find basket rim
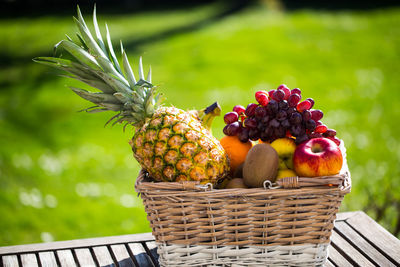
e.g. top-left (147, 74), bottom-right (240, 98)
top-left (135, 169), bottom-right (351, 198)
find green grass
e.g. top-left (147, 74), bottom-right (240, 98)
top-left (1, 3), bottom-right (400, 245)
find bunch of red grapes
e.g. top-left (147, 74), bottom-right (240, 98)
top-left (223, 84), bottom-right (340, 145)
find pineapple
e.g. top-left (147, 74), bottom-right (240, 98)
top-left (34, 6), bottom-right (229, 184)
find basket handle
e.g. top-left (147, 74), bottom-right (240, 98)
top-left (265, 173), bottom-right (348, 189)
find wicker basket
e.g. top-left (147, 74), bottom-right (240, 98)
top-left (135, 143), bottom-right (351, 267)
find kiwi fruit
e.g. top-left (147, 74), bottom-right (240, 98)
top-left (226, 178), bottom-right (248, 189)
top-left (243, 143), bottom-right (279, 188)
top-left (233, 163), bottom-right (244, 178)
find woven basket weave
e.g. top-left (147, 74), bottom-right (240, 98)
top-left (135, 143), bottom-right (351, 267)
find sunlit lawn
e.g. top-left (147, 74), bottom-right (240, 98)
top-left (1, 3), bottom-right (400, 245)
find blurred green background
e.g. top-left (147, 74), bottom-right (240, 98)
top-left (1, 0), bottom-right (400, 246)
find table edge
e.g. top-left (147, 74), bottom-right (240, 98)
top-left (0, 232), bottom-right (155, 255)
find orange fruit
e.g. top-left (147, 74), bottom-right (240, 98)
top-left (220, 135), bottom-right (252, 174)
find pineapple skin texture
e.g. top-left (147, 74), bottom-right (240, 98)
top-left (131, 107), bottom-right (230, 184)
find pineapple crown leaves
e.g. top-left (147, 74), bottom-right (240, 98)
top-left (33, 5), bottom-right (163, 128)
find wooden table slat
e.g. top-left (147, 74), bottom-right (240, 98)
top-left (92, 246), bottom-right (115, 266)
top-left (346, 211), bottom-right (400, 265)
top-left (74, 248), bottom-right (96, 267)
top-left (38, 251), bottom-right (58, 267)
top-left (110, 244), bottom-right (135, 267)
top-left (327, 244), bottom-right (353, 267)
top-left (335, 220), bottom-right (396, 267)
top-left (20, 254), bottom-right (38, 267)
top-left (141, 241), bottom-right (159, 267)
top-left (1, 255), bottom-right (18, 267)
top-left (324, 259), bottom-right (336, 267)
top-left (128, 243), bottom-right (155, 267)
top-left (331, 230), bottom-right (375, 267)
top-left (56, 249), bottom-right (77, 267)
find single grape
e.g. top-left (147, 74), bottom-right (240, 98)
top-left (324, 129), bottom-right (337, 137)
top-left (288, 93), bottom-right (301, 107)
top-left (268, 90), bottom-right (276, 99)
top-left (305, 119), bottom-right (316, 131)
top-left (233, 105), bottom-right (246, 115)
top-left (297, 100), bottom-right (312, 112)
top-left (281, 119), bottom-right (291, 129)
top-left (316, 120), bottom-right (323, 126)
top-left (274, 127), bottom-right (286, 138)
top-left (276, 110), bottom-right (287, 121)
top-left (315, 124), bottom-right (328, 133)
top-left (238, 128), bottom-right (249, 143)
top-left (224, 111), bottom-right (239, 124)
top-left (302, 110), bottom-right (311, 121)
top-left (290, 125), bottom-right (299, 137)
top-left (278, 100), bottom-right (289, 110)
top-left (277, 84), bottom-right (291, 100)
top-left (273, 89), bottom-right (285, 102)
top-left (267, 100), bottom-right (279, 114)
top-left (261, 115), bottom-right (270, 125)
top-left (227, 122), bottom-right (241, 135)
top-left (244, 117), bottom-right (257, 128)
top-left (311, 109), bottom-right (323, 121)
top-left (255, 90), bottom-right (268, 99)
top-left (277, 84), bottom-right (288, 90)
top-left (270, 118), bottom-right (280, 128)
top-left (291, 88), bottom-right (301, 95)
top-left (257, 121), bottom-right (265, 131)
top-left (249, 128), bottom-right (260, 141)
top-left (257, 94), bottom-right (269, 106)
top-left (264, 126), bottom-right (274, 136)
top-left (223, 125), bottom-right (230, 136)
top-left (245, 103), bottom-right (258, 116)
top-left (290, 124), bottom-right (305, 137)
top-left (286, 107), bottom-right (296, 116)
top-left (283, 88), bottom-right (291, 100)
top-left (289, 112), bottom-right (302, 125)
top-left (255, 91), bottom-right (269, 106)
top-left (255, 106), bottom-right (267, 118)
top-left (309, 132), bottom-right (323, 139)
top-left (260, 130), bottom-right (273, 142)
top-left (306, 98), bottom-right (315, 109)
top-left (295, 134), bottom-right (309, 145)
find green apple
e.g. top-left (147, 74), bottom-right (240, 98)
top-left (271, 138), bottom-right (296, 170)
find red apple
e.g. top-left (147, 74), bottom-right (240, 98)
top-left (293, 137), bottom-right (343, 177)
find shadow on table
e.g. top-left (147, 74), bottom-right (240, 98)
top-left (102, 247), bottom-right (159, 267)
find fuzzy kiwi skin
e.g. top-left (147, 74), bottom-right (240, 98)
top-left (226, 178), bottom-right (248, 189)
top-left (243, 143), bottom-right (279, 188)
top-left (233, 163), bottom-right (244, 178)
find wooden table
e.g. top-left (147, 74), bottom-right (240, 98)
top-left (1, 211), bottom-right (399, 266)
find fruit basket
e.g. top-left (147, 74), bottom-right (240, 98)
top-left (136, 143), bottom-right (351, 267)
top-left (34, 7), bottom-right (351, 267)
